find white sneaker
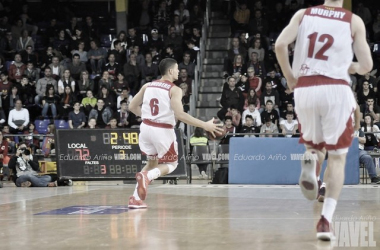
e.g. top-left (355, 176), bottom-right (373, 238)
top-left (299, 151), bottom-right (318, 200)
top-left (199, 174), bottom-right (203, 179)
top-left (201, 171), bottom-right (208, 179)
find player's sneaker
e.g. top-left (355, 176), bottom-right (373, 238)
top-left (128, 196), bottom-right (147, 209)
top-left (136, 171), bottom-right (150, 200)
top-left (299, 151), bottom-right (318, 200)
top-left (316, 216), bottom-right (335, 241)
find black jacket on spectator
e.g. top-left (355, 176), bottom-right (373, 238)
top-left (220, 87), bottom-right (245, 112)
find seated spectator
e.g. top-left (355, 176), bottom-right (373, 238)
top-left (239, 32), bottom-right (249, 50)
top-left (108, 40), bottom-right (127, 66)
top-left (35, 67), bottom-right (58, 105)
top-left (87, 118), bottom-right (97, 129)
top-left (2, 125), bottom-right (16, 153)
top-left (247, 51), bottom-right (266, 78)
top-left (0, 56), bottom-right (7, 76)
top-left (89, 98), bottom-right (113, 128)
top-left (260, 100), bottom-right (279, 126)
top-left (9, 148), bottom-right (56, 187)
top-left (240, 115), bottom-right (257, 137)
top-left (106, 117), bottom-right (119, 129)
top-left (224, 54), bottom-right (247, 78)
top-left (164, 28), bottom-right (183, 55)
top-left (178, 51), bottom-right (195, 79)
top-left (279, 84), bottom-right (294, 113)
top-left (53, 29), bottom-right (70, 58)
top-left (220, 116), bottom-right (236, 144)
top-left (87, 40), bottom-right (107, 75)
top-left (58, 86), bottom-right (76, 118)
top-left (48, 56), bottom-right (65, 80)
top-left (249, 9), bottom-right (268, 37)
top-left (103, 53), bottom-right (121, 81)
top-left (71, 40), bottom-right (88, 63)
top-left (40, 46), bottom-right (56, 70)
top-left (98, 71), bottom-right (114, 91)
top-left (81, 90), bottom-right (97, 115)
top-left (168, 15), bottom-right (184, 36)
top-left (123, 53), bottom-right (141, 93)
top-left (0, 32), bottom-right (18, 61)
top-left (153, 0), bottom-right (171, 35)
top-left (68, 102), bottom-right (86, 129)
top-left (246, 67), bottom-right (262, 97)
top-left (58, 69), bottom-right (76, 94)
top-left (361, 114), bottom-right (380, 150)
top-left (20, 45), bottom-right (37, 66)
top-left (248, 38), bottom-right (265, 62)
top-left (0, 131), bottom-right (9, 181)
top-left (231, 2), bottom-right (250, 35)
top-left (113, 73), bottom-right (129, 96)
top-left (174, 68), bottom-right (192, 94)
top-left (360, 97), bottom-right (380, 124)
top-left (265, 69), bottom-right (284, 92)
top-left (66, 53), bottom-right (87, 81)
top-left (260, 81), bottom-right (280, 113)
top-left (0, 109), bottom-right (6, 127)
top-left (68, 27), bottom-right (89, 52)
top-left (175, 2), bottom-right (190, 25)
top-left (242, 102), bottom-right (261, 126)
top-left (0, 72), bottom-right (11, 97)
top-left (111, 31), bottom-right (127, 50)
top-left (235, 72), bottom-right (249, 97)
top-left (66, 17), bottom-right (80, 42)
top-left (77, 71), bottom-right (94, 99)
top-left (147, 29), bottom-right (164, 54)
top-left (98, 85), bottom-right (116, 111)
top-left (224, 105), bottom-right (241, 128)
top-left (117, 88), bottom-right (133, 109)
top-left (189, 127), bottom-right (209, 179)
top-left (3, 85), bottom-right (20, 115)
top-left (185, 40), bottom-right (199, 62)
top-left (126, 27), bottom-right (142, 49)
top-left (189, 4), bottom-right (204, 26)
top-left (23, 123), bottom-right (39, 153)
top-left (226, 38), bottom-right (247, 65)
top-left (190, 26), bottom-right (201, 48)
top-left (163, 44), bottom-right (176, 60)
top-left (16, 29), bottom-right (34, 52)
top-left (260, 117), bottom-right (279, 137)
top-left (357, 72), bottom-right (377, 93)
top-left (150, 46), bottom-right (162, 65)
top-left (41, 124), bottom-right (55, 156)
top-left (244, 88), bottom-right (260, 110)
top-left (280, 111), bottom-right (298, 137)
top-left (24, 62), bottom-right (39, 85)
top-left (217, 76), bottom-right (245, 121)
top-left (355, 128), bottom-right (380, 184)
top-left (117, 100), bottom-right (132, 128)
top-left (41, 85), bottom-right (60, 118)
top-left (280, 103), bottom-right (297, 121)
top-left (83, 16), bottom-right (99, 41)
top-left (9, 53), bottom-right (26, 83)
top-left (357, 81), bottom-right (376, 105)
top-left (8, 99), bottom-right (29, 134)
top-left (179, 82), bottom-right (190, 113)
top-left (140, 53), bottom-right (159, 87)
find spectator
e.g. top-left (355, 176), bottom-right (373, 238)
top-left (224, 105), bottom-right (241, 128)
top-left (117, 100), bottom-right (132, 128)
top-left (123, 53), bottom-right (141, 93)
top-left (3, 85), bottom-right (20, 115)
top-left (98, 71), bottom-right (113, 91)
top-left (240, 115), bottom-right (257, 137)
top-left (58, 69), bottom-right (76, 94)
top-left (0, 72), bottom-right (11, 98)
top-left (83, 16), bottom-right (99, 41)
top-left (0, 109), bottom-right (5, 127)
top-left (150, 46), bottom-right (162, 65)
top-left (16, 29), bottom-right (34, 52)
top-left (361, 114), bottom-right (380, 150)
top-left (35, 67), bottom-right (58, 105)
top-left (179, 82), bottom-right (190, 113)
top-left (153, 1), bottom-right (171, 35)
top-left (113, 73), bottom-right (128, 96)
top-left (87, 118), bottom-right (97, 129)
top-left (41, 85), bottom-right (59, 118)
top-left (279, 83), bottom-right (294, 113)
top-left (242, 102), bottom-right (261, 126)
top-left (19, 75), bottom-right (35, 107)
top-left (68, 102), bottom-right (86, 129)
top-left (0, 32), bottom-right (17, 61)
top-left (129, 45), bottom-right (145, 68)
top-left (24, 62), bottom-right (39, 85)
top-left (357, 81), bottom-right (376, 105)
top-left (163, 44), bottom-right (176, 60)
top-left (89, 98), bottom-right (113, 128)
top-left (260, 100), bottom-right (279, 126)
top-left (260, 81), bottom-right (280, 112)
top-left (77, 71), bottom-right (94, 99)
top-left (8, 99), bottom-right (29, 134)
top-left (126, 27), bottom-right (143, 49)
top-left (247, 51), bottom-right (266, 78)
top-left (175, 2), bottom-right (190, 25)
top-left (9, 53), bottom-right (26, 83)
top-left (147, 29), bottom-right (164, 54)
top-left (169, 15), bottom-right (184, 36)
top-left (103, 53), bottom-right (121, 81)
top-left (71, 40), bottom-right (88, 63)
top-left (355, 128), bottom-right (380, 184)
top-left (2, 125), bottom-right (16, 153)
top-left (41, 124), bottom-right (55, 156)
top-left (243, 88), bottom-right (260, 110)
top-left (68, 27), bottom-right (89, 52)
top-left (260, 117), bottom-right (279, 137)
top-left (190, 127), bottom-right (209, 179)
top-left (0, 56), bottom-right (6, 76)
top-left (190, 26), bottom-right (201, 48)
top-left (248, 38), bottom-right (265, 63)
top-left (140, 53), bottom-right (159, 87)
top-left (355, 2), bottom-right (372, 26)
top-left (174, 68), bottom-right (192, 94)
top-left (66, 17), bottom-right (79, 41)
top-left (224, 54), bottom-right (247, 78)
top-left (111, 31), bottom-right (127, 50)
top-left (23, 123), bottom-right (39, 153)
top-left (81, 90), bottom-right (97, 115)
top-left (232, 2), bottom-right (250, 35)
top-left (217, 76), bottom-right (245, 121)
top-left (360, 97), bottom-right (380, 124)
top-left (58, 86), bottom-right (76, 118)
top-left (40, 46), bottom-right (56, 70)
top-left (98, 85), bottom-right (116, 111)
top-left (358, 72), bottom-right (377, 93)
top-left (109, 40), bottom-right (127, 66)
top-left (20, 45), bottom-right (37, 66)
top-left (49, 56), bottom-right (65, 80)
top-left (265, 68), bottom-right (283, 91)
top-left (280, 102), bottom-right (297, 121)
top-left (280, 111), bottom-right (298, 137)
top-left (249, 9), bottom-right (269, 36)
top-left (117, 88), bottom-right (133, 109)
top-left (106, 117), bottom-right (119, 129)
top-left (9, 148), bottom-right (57, 187)
top-left (53, 29), bottom-right (70, 58)
top-left (66, 53), bottom-right (86, 81)
top-left (87, 40), bottom-right (107, 75)
top-left (164, 27), bottom-right (183, 55)
top-left (178, 51), bottom-right (195, 78)
top-left (220, 116), bottom-right (236, 144)
top-left (45, 19), bottom-right (60, 44)
top-left (0, 131), bottom-right (9, 181)
top-left (189, 4), bottom-right (204, 26)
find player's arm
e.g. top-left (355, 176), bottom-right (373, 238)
top-left (129, 84), bottom-right (148, 117)
top-left (350, 14), bottom-right (373, 75)
top-left (170, 86), bottom-right (223, 135)
top-left (275, 9), bottom-right (305, 89)
top-left (354, 103), bottom-right (361, 131)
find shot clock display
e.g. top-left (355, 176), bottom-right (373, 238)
top-left (56, 129), bottom-right (187, 180)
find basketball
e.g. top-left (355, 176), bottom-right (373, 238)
top-left (206, 119), bottom-right (227, 140)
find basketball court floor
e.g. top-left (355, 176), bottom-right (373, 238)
top-left (0, 180), bottom-right (379, 250)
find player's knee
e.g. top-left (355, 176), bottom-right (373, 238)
top-left (166, 162), bottom-right (178, 174)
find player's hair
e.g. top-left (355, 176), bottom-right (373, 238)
top-left (159, 58), bottom-right (177, 75)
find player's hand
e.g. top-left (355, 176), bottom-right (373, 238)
top-left (285, 74), bottom-right (297, 91)
top-left (204, 118), bottom-right (224, 137)
top-left (348, 62), bottom-right (360, 75)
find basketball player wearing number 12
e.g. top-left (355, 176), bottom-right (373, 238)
top-left (275, 0), bottom-right (372, 241)
top-left (127, 58), bottom-right (223, 209)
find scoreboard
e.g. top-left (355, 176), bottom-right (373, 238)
top-left (55, 129), bottom-right (187, 180)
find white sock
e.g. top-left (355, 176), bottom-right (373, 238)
top-left (321, 198), bottom-right (337, 223)
top-left (321, 182), bottom-right (326, 188)
top-left (133, 184), bottom-right (140, 200)
top-left (317, 176), bottom-right (320, 181)
top-left (147, 168), bottom-right (161, 181)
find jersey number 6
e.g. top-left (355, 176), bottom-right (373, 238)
top-left (307, 32), bottom-right (334, 61)
top-left (149, 98), bottom-right (159, 116)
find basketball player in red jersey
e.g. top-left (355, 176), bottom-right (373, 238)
top-left (275, 0), bottom-right (372, 241)
top-left (127, 58), bottom-right (223, 209)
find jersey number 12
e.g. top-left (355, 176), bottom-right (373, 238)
top-left (307, 32), bottom-right (334, 61)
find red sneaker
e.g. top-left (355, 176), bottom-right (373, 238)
top-left (128, 196), bottom-right (148, 209)
top-left (316, 216), bottom-right (335, 241)
top-left (136, 171), bottom-right (150, 200)
top-left (299, 151), bottom-right (318, 200)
